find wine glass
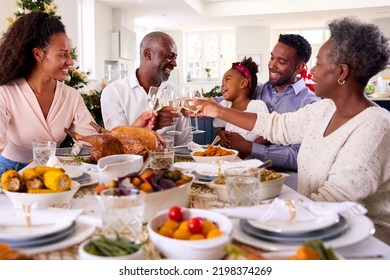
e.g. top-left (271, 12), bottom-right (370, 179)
top-left (185, 88), bottom-right (205, 134)
top-left (147, 86), bottom-right (165, 113)
top-left (166, 87), bottom-right (183, 135)
top-left (181, 87), bottom-right (195, 131)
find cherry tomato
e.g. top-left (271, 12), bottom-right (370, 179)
top-left (188, 217), bottom-right (203, 234)
top-left (168, 206), bottom-right (183, 222)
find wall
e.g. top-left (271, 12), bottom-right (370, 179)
top-left (236, 26), bottom-right (271, 83)
top-left (372, 18), bottom-right (390, 81)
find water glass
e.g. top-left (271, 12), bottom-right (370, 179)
top-left (162, 135), bottom-right (174, 151)
top-left (148, 149), bottom-right (174, 170)
top-left (32, 141), bottom-right (57, 165)
top-left (225, 167), bottom-right (260, 207)
top-left (99, 188), bottom-right (145, 240)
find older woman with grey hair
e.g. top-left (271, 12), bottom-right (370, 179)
top-left (197, 17), bottom-right (390, 244)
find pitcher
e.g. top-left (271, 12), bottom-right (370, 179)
top-left (97, 154), bottom-right (143, 185)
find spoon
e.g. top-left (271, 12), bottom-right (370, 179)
top-left (210, 135), bottom-right (221, 146)
top-left (258, 159), bottom-right (272, 169)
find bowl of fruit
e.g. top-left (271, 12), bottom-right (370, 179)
top-left (95, 169), bottom-right (194, 223)
top-left (147, 206), bottom-right (233, 260)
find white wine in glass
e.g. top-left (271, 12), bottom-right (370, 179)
top-left (166, 88), bottom-right (183, 135)
top-left (186, 89), bottom-right (205, 134)
top-left (147, 86), bottom-right (165, 112)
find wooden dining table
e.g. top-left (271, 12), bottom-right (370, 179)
top-left (1, 160), bottom-right (390, 260)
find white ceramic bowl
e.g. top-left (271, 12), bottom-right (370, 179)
top-left (3, 181), bottom-right (80, 209)
top-left (95, 174), bottom-right (195, 223)
top-left (78, 239), bottom-right (144, 260)
top-left (190, 149), bottom-right (238, 163)
top-left (143, 174), bottom-right (194, 223)
top-left (207, 173), bottom-right (289, 202)
top-left (147, 208), bottom-right (233, 260)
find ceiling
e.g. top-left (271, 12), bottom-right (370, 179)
top-left (97, 0), bottom-right (390, 31)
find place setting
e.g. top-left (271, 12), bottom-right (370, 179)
top-left (212, 198), bottom-right (376, 251)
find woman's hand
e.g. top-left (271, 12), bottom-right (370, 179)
top-left (195, 98), bottom-right (222, 118)
top-left (132, 111), bottom-right (157, 129)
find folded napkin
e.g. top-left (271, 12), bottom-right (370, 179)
top-left (212, 198), bottom-right (367, 222)
top-left (187, 141), bottom-right (205, 152)
top-left (0, 208), bottom-right (83, 226)
top-left (71, 142), bottom-right (83, 156)
top-left (46, 155), bottom-right (63, 168)
top-left (173, 159), bottom-right (263, 176)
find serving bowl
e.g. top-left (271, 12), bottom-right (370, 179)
top-left (207, 173), bottom-right (289, 202)
top-left (190, 149), bottom-right (238, 164)
top-left (78, 239), bottom-right (144, 260)
top-left (147, 208), bottom-right (233, 260)
top-left (143, 174), bottom-right (194, 223)
top-left (3, 181), bottom-right (80, 209)
top-left (95, 174), bottom-right (195, 223)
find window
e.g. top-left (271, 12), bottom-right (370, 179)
top-left (185, 30), bottom-right (235, 81)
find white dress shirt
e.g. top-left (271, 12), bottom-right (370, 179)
top-left (101, 72), bottom-right (192, 146)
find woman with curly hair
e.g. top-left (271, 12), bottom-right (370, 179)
top-left (213, 57), bottom-right (268, 158)
top-left (197, 17), bottom-right (390, 244)
top-left (0, 12), bottom-right (155, 175)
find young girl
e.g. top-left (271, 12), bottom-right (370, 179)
top-left (213, 57), bottom-right (268, 157)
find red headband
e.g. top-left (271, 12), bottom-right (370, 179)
top-left (232, 63), bottom-right (253, 90)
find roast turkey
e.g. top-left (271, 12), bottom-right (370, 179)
top-left (65, 122), bottom-right (166, 163)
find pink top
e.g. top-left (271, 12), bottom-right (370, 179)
top-left (0, 78), bottom-right (97, 163)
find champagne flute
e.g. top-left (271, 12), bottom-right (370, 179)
top-left (147, 86), bottom-right (165, 113)
top-left (185, 88), bottom-right (205, 134)
top-left (166, 87), bottom-right (183, 135)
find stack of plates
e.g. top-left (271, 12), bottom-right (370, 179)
top-left (233, 213), bottom-right (375, 251)
top-left (240, 214), bottom-right (348, 244)
top-left (0, 220), bottom-right (76, 249)
top-left (56, 147), bottom-right (92, 157)
top-left (63, 166), bottom-right (97, 187)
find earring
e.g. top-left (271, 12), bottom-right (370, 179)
top-left (338, 78), bottom-right (345, 85)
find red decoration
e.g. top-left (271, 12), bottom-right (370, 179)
top-left (300, 66), bottom-right (315, 92)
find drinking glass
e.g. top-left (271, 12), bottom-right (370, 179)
top-left (99, 188), bottom-right (145, 240)
top-left (225, 167), bottom-right (260, 207)
top-left (166, 87), bottom-right (183, 135)
top-left (32, 141), bottom-right (57, 166)
top-left (181, 87), bottom-right (195, 131)
top-left (147, 86), bottom-right (166, 113)
top-left (148, 149), bottom-right (174, 170)
top-left (183, 88), bottom-right (205, 134)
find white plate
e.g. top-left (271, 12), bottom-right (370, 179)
top-left (79, 171), bottom-right (98, 187)
top-left (247, 213), bottom-right (340, 234)
top-left (232, 214), bottom-right (375, 251)
top-left (20, 222), bottom-right (96, 255)
top-left (173, 159), bottom-right (262, 177)
top-left (81, 162), bottom-right (98, 172)
top-left (0, 219), bottom-right (74, 240)
top-left (63, 166), bottom-right (84, 179)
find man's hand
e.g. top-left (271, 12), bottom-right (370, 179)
top-left (254, 136), bottom-right (270, 145)
top-left (215, 129), bottom-right (230, 147)
top-left (224, 132), bottom-right (253, 156)
top-left (155, 106), bottom-right (179, 130)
